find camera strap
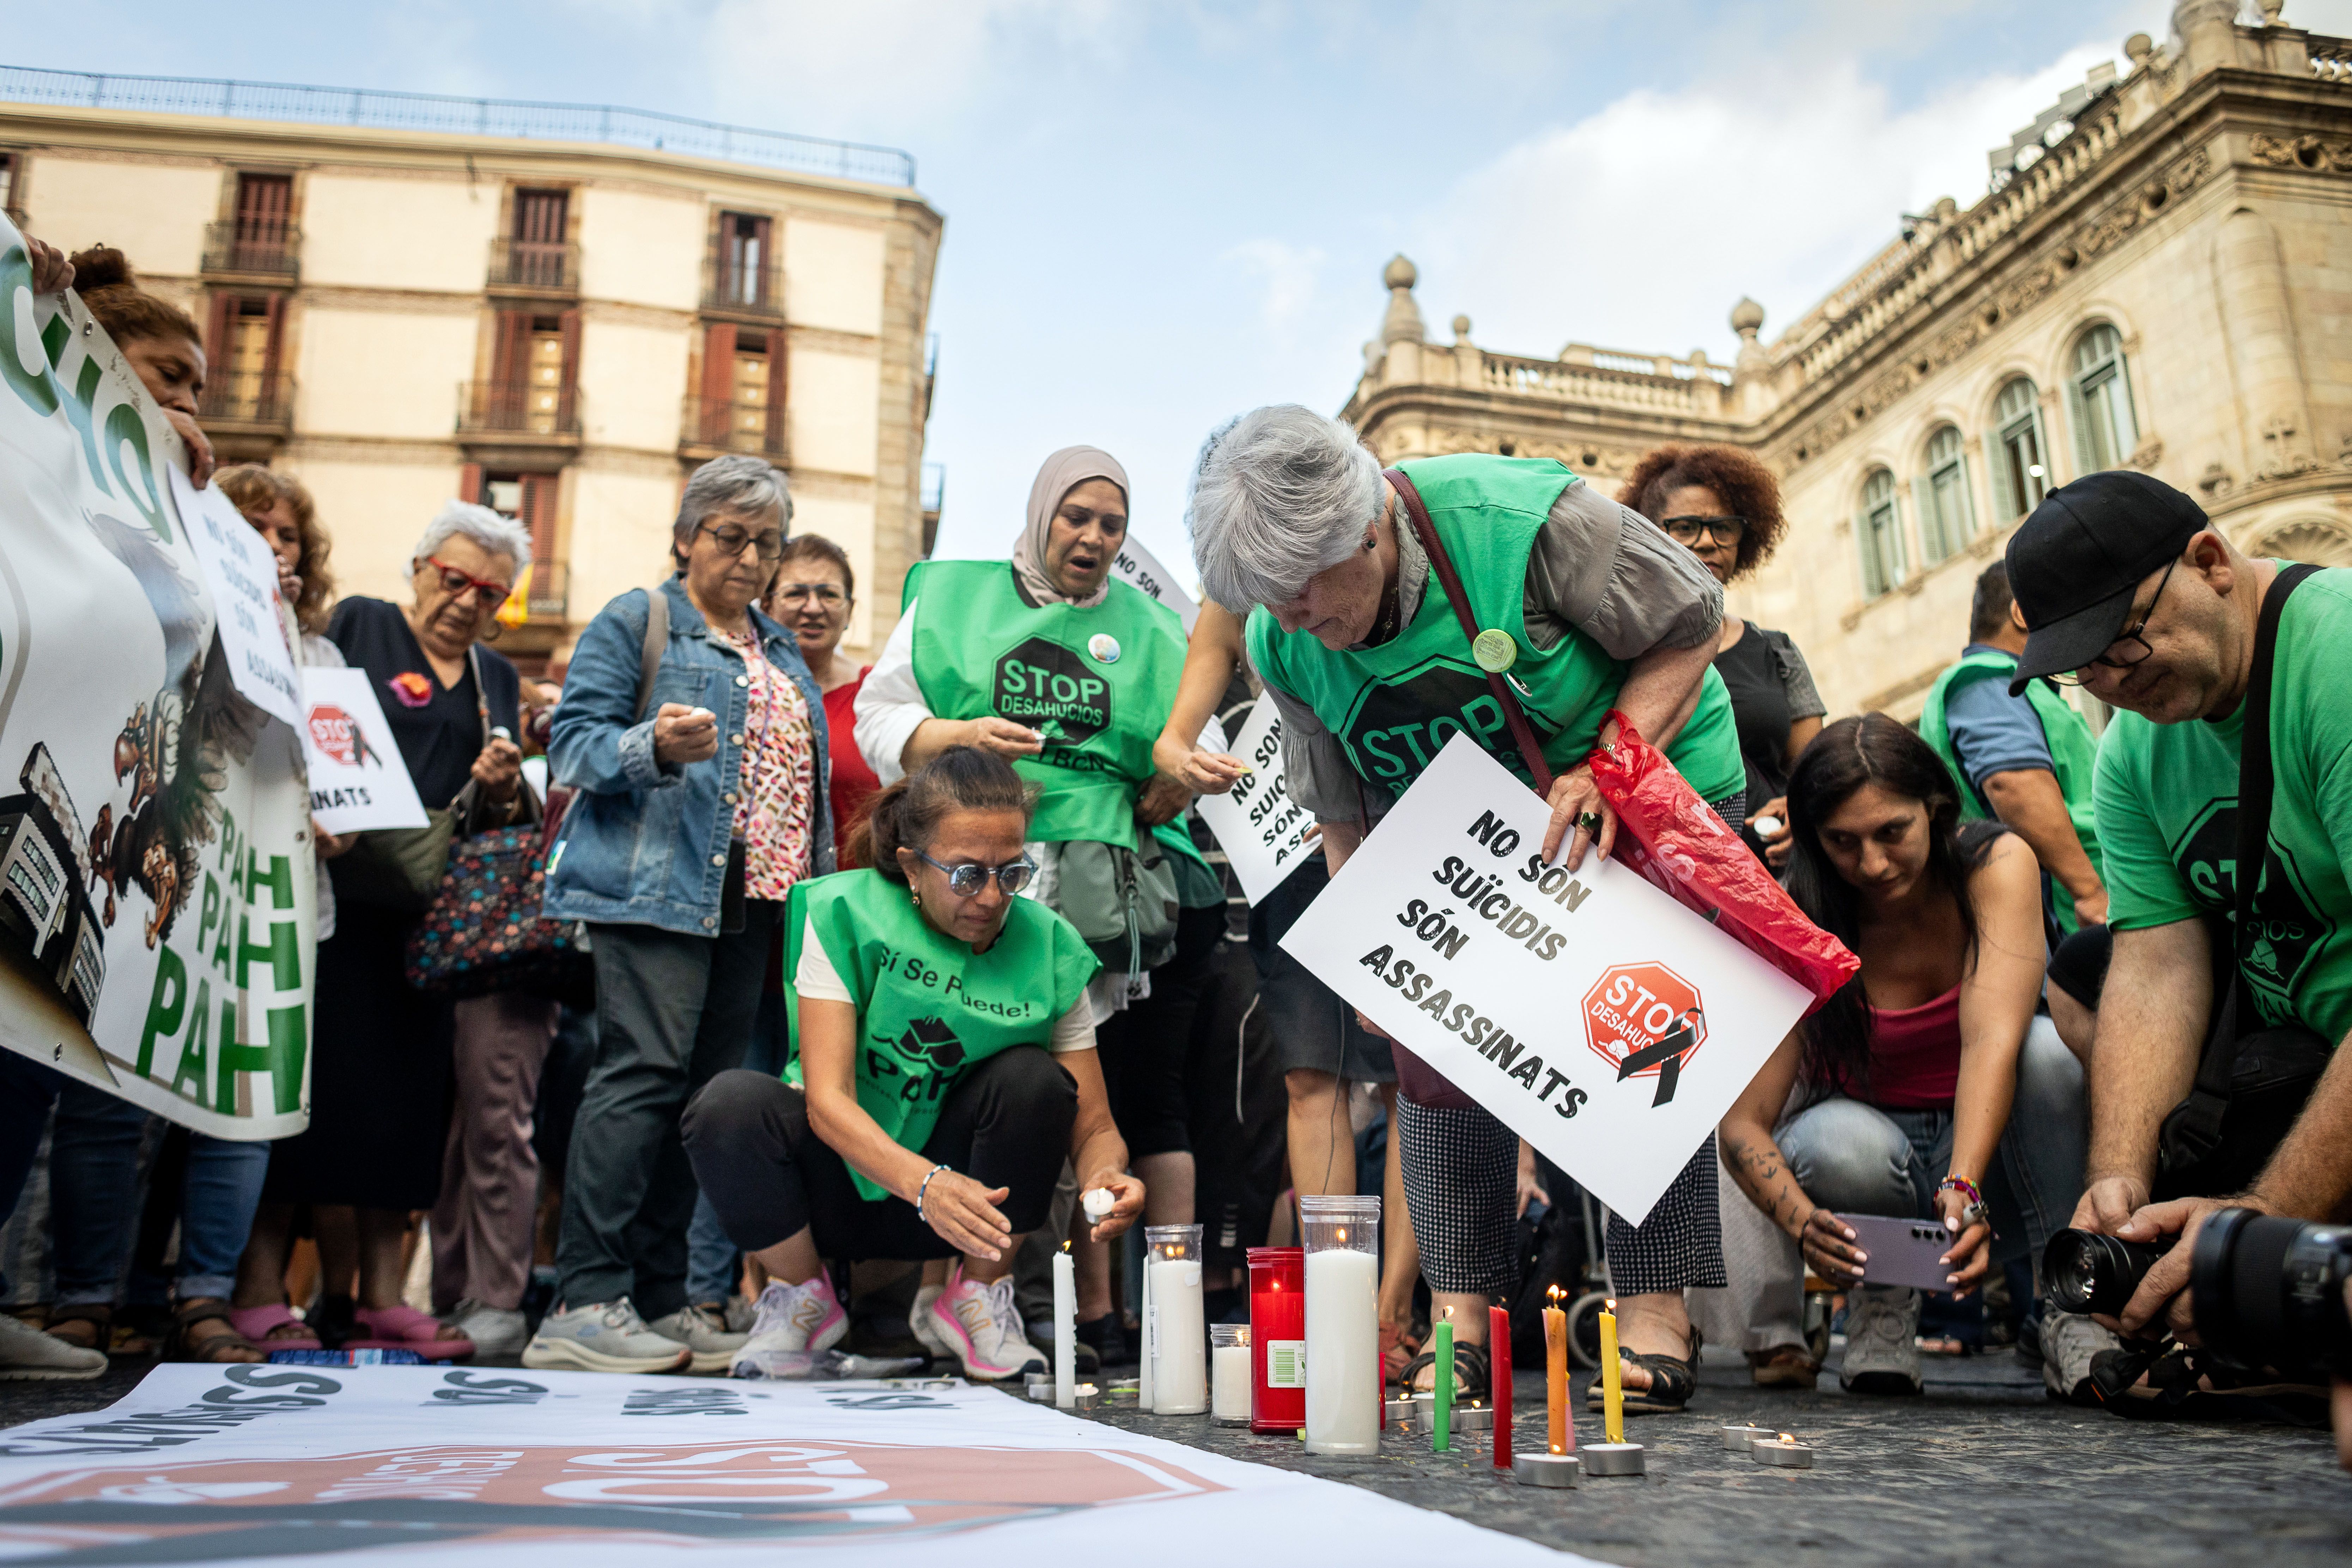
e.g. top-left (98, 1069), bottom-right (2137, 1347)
top-left (2166, 561), bottom-right (2318, 1163)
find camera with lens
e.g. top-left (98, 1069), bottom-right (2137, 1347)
top-left (2190, 1208), bottom-right (2352, 1381)
top-left (2044, 1227), bottom-right (2168, 1318)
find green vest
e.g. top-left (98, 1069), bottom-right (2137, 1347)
top-left (905, 560), bottom-right (1187, 850)
top-left (1245, 454), bottom-right (1744, 807)
top-left (1919, 647), bottom-right (2104, 933)
top-left (784, 869), bottom-right (1100, 1200)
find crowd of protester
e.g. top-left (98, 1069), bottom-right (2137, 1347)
top-left (2, 236), bottom-right (2348, 1469)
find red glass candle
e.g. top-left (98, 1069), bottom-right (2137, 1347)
top-left (1246, 1246), bottom-right (1305, 1433)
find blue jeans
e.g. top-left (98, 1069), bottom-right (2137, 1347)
top-left (1774, 1017), bottom-right (2083, 1276)
top-left (47, 1081), bottom-right (270, 1305)
top-left (0, 1056), bottom-right (61, 1299)
top-left (686, 988), bottom-right (789, 1304)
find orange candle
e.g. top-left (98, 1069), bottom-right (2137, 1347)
top-left (1543, 1284), bottom-right (1569, 1454)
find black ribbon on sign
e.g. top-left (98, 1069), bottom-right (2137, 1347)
top-left (1616, 1015), bottom-right (1700, 1108)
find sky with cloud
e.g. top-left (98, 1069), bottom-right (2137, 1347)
top-left (30, 0), bottom-right (2352, 583)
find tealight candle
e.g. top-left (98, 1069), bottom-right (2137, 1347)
top-left (1082, 1187), bottom-right (1115, 1222)
top-left (1073, 1383), bottom-right (1100, 1411)
top-left (1512, 1452), bottom-right (1580, 1488)
top-left (1580, 1441), bottom-right (1645, 1477)
top-left (1384, 1397), bottom-right (1417, 1429)
top-left (1451, 1403), bottom-right (1494, 1434)
top-left (1720, 1423), bottom-right (1775, 1452)
top-left (1753, 1434), bottom-right (1814, 1469)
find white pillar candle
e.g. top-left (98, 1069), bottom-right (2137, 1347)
top-left (1137, 1242), bottom-right (1156, 1412)
top-left (1213, 1343), bottom-right (1251, 1424)
top-left (1303, 1246), bottom-right (1379, 1455)
top-left (1149, 1254), bottom-right (1207, 1415)
top-left (1052, 1248), bottom-right (1076, 1409)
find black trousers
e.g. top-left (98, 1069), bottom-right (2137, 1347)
top-left (683, 1047), bottom-right (1077, 1262)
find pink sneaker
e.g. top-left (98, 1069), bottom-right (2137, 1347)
top-left (729, 1276), bottom-right (848, 1379)
top-left (923, 1262), bottom-right (1044, 1382)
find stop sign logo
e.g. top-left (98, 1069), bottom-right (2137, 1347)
top-left (1582, 962), bottom-right (1708, 1108)
top-left (307, 705), bottom-right (359, 767)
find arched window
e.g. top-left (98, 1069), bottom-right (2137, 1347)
top-left (1991, 377), bottom-right (2049, 521)
top-left (2070, 323), bottom-right (2139, 473)
top-left (1918, 425), bottom-right (1975, 563)
top-left (1859, 468), bottom-right (1906, 598)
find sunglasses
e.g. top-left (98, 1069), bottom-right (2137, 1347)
top-left (423, 556), bottom-right (515, 607)
top-left (914, 849), bottom-right (1037, 898)
top-left (699, 522), bottom-right (785, 560)
top-left (1657, 515), bottom-right (1748, 546)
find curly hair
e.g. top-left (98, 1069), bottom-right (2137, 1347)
top-left (215, 464), bottom-right (336, 634)
top-left (1617, 444), bottom-right (1786, 582)
top-left (67, 247), bottom-right (203, 350)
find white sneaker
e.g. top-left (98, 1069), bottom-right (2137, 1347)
top-left (448, 1301), bottom-right (529, 1358)
top-left (0, 1313), bottom-right (107, 1381)
top-left (2040, 1307), bottom-right (2121, 1405)
top-left (648, 1303), bottom-right (749, 1375)
top-left (924, 1262), bottom-right (1046, 1382)
top-left (721, 1295), bottom-right (755, 1335)
top-left (522, 1297), bottom-right (691, 1374)
top-left (729, 1278), bottom-right (849, 1379)
top-left (1837, 1286), bottom-right (1922, 1396)
top-left (908, 1281), bottom-right (949, 1361)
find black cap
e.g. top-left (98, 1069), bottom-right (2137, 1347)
top-left (2003, 471), bottom-right (2209, 695)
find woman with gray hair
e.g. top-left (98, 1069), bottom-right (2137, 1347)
top-left (1188, 405), bottom-right (1745, 1416)
top-left (531, 454), bottom-right (834, 1376)
top-left (254, 497), bottom-right (537, 1363)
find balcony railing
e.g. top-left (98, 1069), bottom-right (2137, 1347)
top-left (201, 220), bottom-right (299, 278)
top-left (487, 236), bottom-right (578, 293)
top-left (702, 261), bottom-right (783, 316)
top-left (457, 380), bottom-right (580, 438)
top-left (680, 394), bottom-right (786, 460)
top-left (198, 370), bottom-right (293, 429)
top-left (522, 560), bottom-right (567, 622)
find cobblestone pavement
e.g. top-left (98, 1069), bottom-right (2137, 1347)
top-left (5, 1346), bottom-right (2347, 1566)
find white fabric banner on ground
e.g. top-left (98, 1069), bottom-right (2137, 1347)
top-left (1281, 734), bottom-right (1811, 1224)
top-left (299, 667), bottom-right (429, 835)
top-left (1110, 534), bottom-right (1199, 631)
top-left (0, 215), bottom-right (316, 1139)
top-left (0, 1366), bottom-right (1593, 1568)
top-left (170, 464), bottom-right (303, 730)
top-left (1191, 699), bottom-right (1313, 905)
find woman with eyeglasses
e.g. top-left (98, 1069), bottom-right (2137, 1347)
top-left (683, 746), bottom-right (1145, 1380)
top-left (1622, 445), bottom-right (1824, 873)
top-left (532, 454), bottom-right (834, 1376)
top-left (765, 533), bottom-right (877, 865)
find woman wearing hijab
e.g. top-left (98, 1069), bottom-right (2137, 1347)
top-left (854, 446), bottom-right (1190, 1363)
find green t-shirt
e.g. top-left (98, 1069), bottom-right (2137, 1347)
top-left (783, 869), bottom-right (1101, 1199)
top-left (2093, 565), bottom-right (2352, 1047)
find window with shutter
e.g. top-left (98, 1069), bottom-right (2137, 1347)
top-left (1859, 468), bottom-right (1904, 598)
top-left (510, 189), bottom-right (570, 288)
top-left (1920, 426), bottom-right (1973, 564)
top-left (2071, 324), bottom-right (2137, 473)
top-left (1993, 378), bottom-right (2048, 520)
top-left (718, 212), bottom-right (772, 307)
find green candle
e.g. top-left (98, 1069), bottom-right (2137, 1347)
top-left (1432, 1313), bottom-right (1453, 1452)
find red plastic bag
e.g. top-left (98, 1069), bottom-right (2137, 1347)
top-left (1587, 711), bottom-right (1858, 1013)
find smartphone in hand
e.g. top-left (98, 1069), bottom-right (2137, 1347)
top-left (1841, 1215), bottom-right (1964, 1293)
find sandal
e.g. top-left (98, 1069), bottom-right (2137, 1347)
top-left (1399, 1338), bottom-right (1492, 1399)
top-left (1586, 1324), bottom-right (1701, 1415)
top-left (228, 1303), bottom-right (322, 1352)
top-left (169, 1300), bottom-right (265, 1364)
top-left (1380, 1320), bottom-right (1423, 1387)
top-left (43, 1304), bottom-right (111, 1355)
top-left (347, 1304), bottom-right (473, 1362)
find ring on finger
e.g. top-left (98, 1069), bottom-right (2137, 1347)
top-left (1575, 811), bottom-right (1603, 832)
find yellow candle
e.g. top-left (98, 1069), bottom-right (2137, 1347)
top-left (1598, 1299), bottom-right (1623, 1445)
top-left (1542, 1285), bottom-right (1568, 1454)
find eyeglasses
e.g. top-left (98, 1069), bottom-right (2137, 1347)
top-left (1657, 515), bottom-right (1748, 546)
top-left (772, 583), bottom-right (847, 606)
top-left (423, 556), bottom-right (515, 607)
top-left (914, 849), bottom-right (1037, 898)
top-left (2053, 558), bottom-right (2176, 686)
top-left (698, 522), bottom-right (785, 560)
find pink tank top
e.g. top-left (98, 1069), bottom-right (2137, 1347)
top-left (1861, 984), bottom-right (1963, 1110)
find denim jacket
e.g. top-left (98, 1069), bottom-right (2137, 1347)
top-left (543, 576), bottom-right (835, 936)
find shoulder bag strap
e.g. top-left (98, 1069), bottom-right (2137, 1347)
top-left (636, 584), bottom-right (670, 722)
top-left (1381, 467), bottom-right (1555, 795)
top-left (2189, 560), bottom-right (2319, 1096)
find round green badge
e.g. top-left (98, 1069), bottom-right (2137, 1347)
top-left (1471, 628), bottom-right (1517, 673)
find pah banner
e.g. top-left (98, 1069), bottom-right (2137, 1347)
top-left (0, 217), bottom-right (316, 1139)
top-left (1280, 734), bottom-right (1810, 1223)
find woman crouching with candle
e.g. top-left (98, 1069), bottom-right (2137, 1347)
top-left (1717, 715), bottom-right (2099, 1398)
top-left (682, 747), bottom-right (1145, 1381)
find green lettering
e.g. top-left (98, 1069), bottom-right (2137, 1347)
top-left (55, 357), bottom-right (109, 496)
top-left (217, 1004), bottom-right (306, 1116)
top-left (236, 913), bottom-right (301, 991)
top-left (172, 979), bottom-right (214, 1102)
top-left (103, 401), bottom-right (170, 541)
top-left (135, 945), bottom-right (188, 1077)
top-left (195, 873), bottom-right (221, 956)
top-left (0, 244), bottom-right (59, 416)
top-left (245, 852), bottom-right (295, 912)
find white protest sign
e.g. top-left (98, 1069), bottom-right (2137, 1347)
top-left (1111, 534), bottom-right (1198, 630)
top-left (298, 667), bottom-right (429, 834)
top-left (168, 464), bottom-right (302, 728)
top-left (1193, 699), bottom-right (1314, 904)
top-left (1281, 734), bottom-right (1811, 1224)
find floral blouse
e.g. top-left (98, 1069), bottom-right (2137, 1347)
top-left (720, 628), bottom-right (818, 899)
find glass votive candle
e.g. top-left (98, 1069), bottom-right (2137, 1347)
top-left (1211, 1324), bottom-right (1251, 1425)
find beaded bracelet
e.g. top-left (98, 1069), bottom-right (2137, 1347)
top-left (1935, 1174), bottom-right (1983, 1208)
top-left (915, 1163), bottom-right (952, 1223)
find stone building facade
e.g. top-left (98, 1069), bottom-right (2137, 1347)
top-left (1341, 2), bottom-right (2352, 722)
top-left (0, 68), bottom-right (944, 670)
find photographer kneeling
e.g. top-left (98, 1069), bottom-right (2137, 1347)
top-left (2008, 473), bottom-right (2352, 1416)
top-left (683, 748), bottom-right (1145, 1381)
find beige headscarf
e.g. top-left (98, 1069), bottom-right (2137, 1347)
top-left (1013, 445), bottom-right (1130, 609)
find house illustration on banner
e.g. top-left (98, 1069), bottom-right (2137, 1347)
top-left (0, 743), bottom-right (106, 1024)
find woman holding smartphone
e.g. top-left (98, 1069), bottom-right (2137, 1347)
top-left (1716, 715), bottom-right (2096, 1398)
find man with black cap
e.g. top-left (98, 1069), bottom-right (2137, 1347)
top-left (2007, 469), bottom-right (2352, 1380)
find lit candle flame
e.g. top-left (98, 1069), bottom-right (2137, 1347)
top-left (1779, 1433), bottom-right (1794, 1442)
top-left (1546, 1284), bottom-right (1563, 1304)
top-left (1061, 1240), bottom-right (1070, 1253)
top-left (1604, 1297), bottom-right (1616, 1312)
top-left (1336, 1227), bottom-right (1348, 1243)
top-left (1442, 1305), bottom-right (1453, 1320)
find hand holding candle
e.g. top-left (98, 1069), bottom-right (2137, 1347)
top-left (1080, 1172), bottom-right (1146, 1242)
